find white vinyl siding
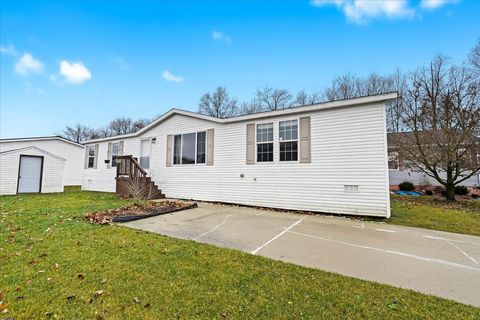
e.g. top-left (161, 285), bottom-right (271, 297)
top-left (81, 103), bottom-right (391, 217)
top-left (0, 139), bottom-right (83, 186)
top-left (0, 147), bottom-right (65, 195)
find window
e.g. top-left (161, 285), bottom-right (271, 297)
top-left (111, 142), bottom-right (120, 167)
top-left (140, 139), bottom-right (151, 169)
top-left (196, 131), bottom-right (206, 164)
top-left (173, 131), bottom-right (206, 165)
top-left (256, 123), bottom-right (273, 162)
top-left (388, 151), bottom-right (399, 170)
top-left (279, 120), bottom-right (298, 161)
top-left (87, 145), bottom-right (95, 168)
top-left (173, 135), bottom-right (182, 165)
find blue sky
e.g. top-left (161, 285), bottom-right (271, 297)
top-left (1, 0), bottom-right (478, 138)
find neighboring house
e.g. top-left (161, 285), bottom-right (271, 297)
top-left (0, 146), bottom-right (65, 195)
top-left (387, 133), bottom-right (480, 187)
top-left (82, 93), bottom-right (396, 218)
top-left (0, 136), bottom-right (84, 186)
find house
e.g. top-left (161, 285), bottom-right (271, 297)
top-left (81, 93), bottom-right (396, 217)
top-left (0, 136), bottom-right (85, 186)
top-left (387, 133), bottom-right (480, 187)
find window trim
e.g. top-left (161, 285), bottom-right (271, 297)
top-left (255, 121), bottom-right (274, 163)
top-left (278, 119), bottom-right (299, 162)
top-left (172, 131), bottom-right (207, 166)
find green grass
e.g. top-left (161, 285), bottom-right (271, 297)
top-left (388, 195), bottom-right (480, 236)
top-left (1, 188), bottom-right (479, 319)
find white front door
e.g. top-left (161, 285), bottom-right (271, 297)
top-left (18, 156), bottom-right (43, 193)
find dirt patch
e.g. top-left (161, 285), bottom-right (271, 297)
top-left (86, 200), bottom-right (197, 225)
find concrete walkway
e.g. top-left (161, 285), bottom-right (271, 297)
top-left (124, 203), bottom-right (480, 307)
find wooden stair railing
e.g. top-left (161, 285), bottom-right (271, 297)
top-left (116, 155), bottom-right (147, 179)
top-left (115, 155), bottom-right (164, 199)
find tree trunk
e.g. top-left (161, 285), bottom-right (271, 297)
top-left (445, 184), bottom-right (456, 202)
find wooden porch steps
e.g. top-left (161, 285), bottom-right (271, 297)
top-left (115, 155), bottom-right (165, 200)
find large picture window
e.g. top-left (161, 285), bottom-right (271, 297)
top-left (173, 131), bottom-right (206, 165)
top-left (279, 120), bottom-right (298, 161)
top-left (256, 123), bottom-right (273, 162)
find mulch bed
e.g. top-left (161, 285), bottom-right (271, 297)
top-left (86, 200), bottom-right (197, 225)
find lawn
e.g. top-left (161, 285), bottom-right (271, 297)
top-left (1, 188), bottom-right (479, 319)
top-left (389, 195), bottom-right (480, 236)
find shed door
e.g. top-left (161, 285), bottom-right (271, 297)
top-left (18, 156), bottom-right (43, 193)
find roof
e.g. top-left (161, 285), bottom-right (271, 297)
top-left (83, 92), bottom-right (398, 144)
top-left (0, 136), bottom-right (84, 148)
top-left (0, 146), bottom-right (66, 161)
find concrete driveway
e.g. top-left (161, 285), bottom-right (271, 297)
top-left (124, 202), bottom-right (480, 307)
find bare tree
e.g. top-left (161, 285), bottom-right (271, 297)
top-left (322, 74), bottom-right (364, 101)
top-left (321, 72), bottom-right (406, 132)
top-left (58, 124), bottom-right (98, 143)
top-left (96, 126), bottom-right (111, 138)
top-left (198, 86), bottom-right (238, 118)
top-left (123, 176), bottom-right (157, 200)
top-left (469, 38), bottom-right (480, 72)
top-left (109, 117), bottom-right (134, 135)
top-left (386, 70), bottom-right (408, 133)
top-left (294, 90), bottom-right (322, 106)
top-left (240, 98), bottom-right (264, 115)
top-left (132, 118), bottom-right (151, 132)
top-left (255, 85), bottom-right (293, 111)
top-left (393, 56), bottom-right (480, 201)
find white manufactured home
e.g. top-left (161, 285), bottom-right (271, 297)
top-left (82, 93), bottom-right (397, 217)
top-left (0, 136), bottom-right (85, 186)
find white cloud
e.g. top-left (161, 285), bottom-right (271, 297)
top-left (212, 31), bottom-right (232, 43)
top-left (59, 60), bottom-right (92, 84)
top-left (420, 0), bottom-right (458, 10)
top-left (312, 0), bottom-right (415, 23)
top-left (162, 70), bottom-right (184, 83)
top-left (0, 44), bottom-right (17, 56)
top-left (14, 53), bottom-right (44, 76)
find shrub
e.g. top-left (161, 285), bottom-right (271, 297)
top-left (399, 181), bottom-right (415, 191)
top-left (425, 190), bottom-right (433, 196)
top-left (454, 185), bottom-right (469, 196)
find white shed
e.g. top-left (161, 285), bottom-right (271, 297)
top-left (0, 136), bottom-right (84, 185)
top-left (0, 146), bottom-right (66, 195)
